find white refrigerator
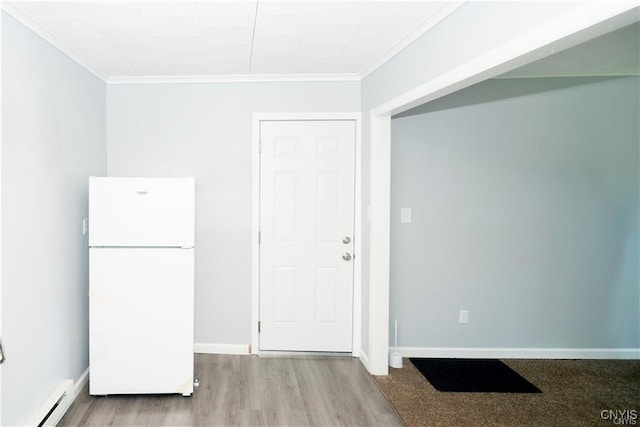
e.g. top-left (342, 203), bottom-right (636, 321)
top-left (88, 177), bottom-right (195, 396)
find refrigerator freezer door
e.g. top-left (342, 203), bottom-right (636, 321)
top-left (89, 177), bottom-right (194, 248)
top-left (89, 248), bottom-right (194, 395)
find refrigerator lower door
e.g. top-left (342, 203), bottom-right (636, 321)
top-left (89, 248), bottom-right (194, 395)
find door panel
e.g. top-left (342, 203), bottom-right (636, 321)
top-left (273, 266), bottom-right (297, 323)
top-left (315, 267), bottom-right (338, 324)
top-left (317, 173), bottom-right (339, 242)
top-left (274, 173), bottom-right (299, 242)
top-left (259, 120), bottom-right (355, 352)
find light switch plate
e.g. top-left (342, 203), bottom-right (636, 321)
top-left (459, 310), bottom-right (469, 324)
top-left (400, 208), bottom-right (412, 224)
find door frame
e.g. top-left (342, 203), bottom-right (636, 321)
top-left (251, 112), bottom-right (362, 357)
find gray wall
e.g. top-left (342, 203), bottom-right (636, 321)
top-left (1, 12), bottom-right (106, 426)
top-left (359, 1), bottom-right (582, 360)
top-left (390, 76), bottom-right (639, 349)
top-left (106, 82), bottom-right (360, 345)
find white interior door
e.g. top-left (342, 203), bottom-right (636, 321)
top-left (259, 120), bottom-right (356, 352)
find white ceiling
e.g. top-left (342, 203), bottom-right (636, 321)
top-left (4, 1), bottom-right (461, 82)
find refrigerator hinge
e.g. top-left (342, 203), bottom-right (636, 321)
top-left (258, 321), bottom-right (261, 333)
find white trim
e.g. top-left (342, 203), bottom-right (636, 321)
top-left (372, 1), bottom-right (640, 117)
top-left (1, 2), bottom-right (108, 82)
top-left (251, 114), bottom-right (261, 355)
top-left (358, 1), bottom-right (466, 79)
top-left (252, 112), bottom-right (363, 122)
top-left (74, 368), bottom-right (90, 396)
top-left (368, 113), bottom-right (391, 376)
top-left (107, 74), bottom-right (361, 84)
top-left (496, 71), bottom-right (640, 79)
top-left (367, 2), bottom-right (640, 376)
top-left (359, 349), bottom-right (371, 373)
top-left (352, 113), bottom-right (363, 359)
top-left (396, 347), bottom-right (640, 360)
top-left (251, 112), bottom-right (362, 357)
top-left (194, 343), bottom-right (250, 355)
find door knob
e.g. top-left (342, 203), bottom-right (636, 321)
top-left (342, 236), bottom-right (351, 244)
top-left (342, 253), bottom-right (352, 261)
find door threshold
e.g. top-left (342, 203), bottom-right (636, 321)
top-left (257, 350), bottom-right (354, 358)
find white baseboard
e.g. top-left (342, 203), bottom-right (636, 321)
top-left (74, 367), bottom-right (90, 396)
top-left (396, 347), bottom-right (640, 359)
top-left (194, 343), bottom-right (250, 355)
top-left (359, 349), bottom-right (371, 372)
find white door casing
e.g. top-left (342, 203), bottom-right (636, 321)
top-left (258, 120), bottom-right (356, 352)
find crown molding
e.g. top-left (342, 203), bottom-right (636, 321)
top-left (106, 73), bottom-right (361, 84)
top-left (1, 1), bottom-right (108, 83)
top-left (358, 1), bottom-right (467, 80)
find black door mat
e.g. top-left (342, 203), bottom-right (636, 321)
top-left (410, 358), bottom-right (542, 393)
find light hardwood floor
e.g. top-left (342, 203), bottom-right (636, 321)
top-left (60, 354), bottom-right (403, 426)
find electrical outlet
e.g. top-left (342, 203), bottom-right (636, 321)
top-left (459, 310), bottom-right (469, 324)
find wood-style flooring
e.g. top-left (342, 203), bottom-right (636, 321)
top-left (60, 354), bottom-right (403, 426)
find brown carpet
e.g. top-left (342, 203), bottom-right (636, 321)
top-left (374, 358), bottom-right (640, 426)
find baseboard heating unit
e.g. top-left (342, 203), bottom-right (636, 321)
top-left (26, 380), bottom-right (74, 427)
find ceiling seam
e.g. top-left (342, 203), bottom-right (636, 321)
top-left (248, 0), bottom-right (260, 74)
